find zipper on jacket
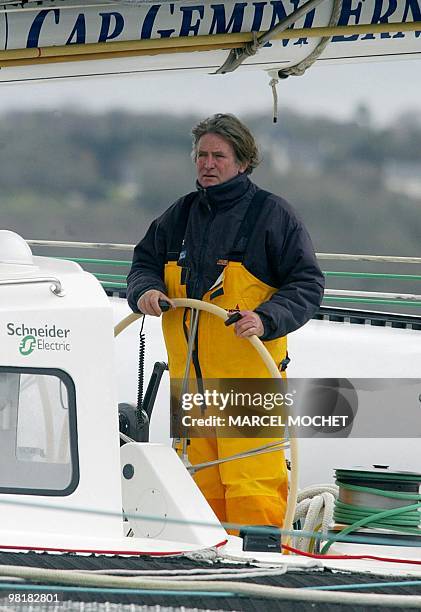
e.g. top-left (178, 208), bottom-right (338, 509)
top-left (191, 189), bottom-right (214, 299)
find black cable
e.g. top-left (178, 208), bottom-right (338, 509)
top-left (136, 315), bottom-right (146, 429)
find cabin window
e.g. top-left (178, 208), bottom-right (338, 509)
top-left (0, 367), bottom-right (79, 495)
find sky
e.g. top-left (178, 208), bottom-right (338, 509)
top-left (0, 57), bottom-right (420, 125)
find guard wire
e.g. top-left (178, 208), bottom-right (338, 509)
top-left (3, 494), bottom-right (421, 557)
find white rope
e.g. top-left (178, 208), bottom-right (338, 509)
top-left (77, 566), bottom-right (289, 581)
top-left (269, 75), bottom-right (279, 123)
top-left (297, 495), bottom-right (324, 553)
top-left (266, 0), bottom-right (342, 120)
top-left (294, 498), bottom-right (312, 521)
top-left (2, 564), bottom-right (421, 607)
top-left (297, 484), bottom-right (339, 501)
top-left (293, 484), bottom-right (338, 553)
top-left (321, 491), bottom-right (336, 535)
top-left (278, 0), bottom-right (343, 78)
top-left (188, 547), bottom-right (314, 569)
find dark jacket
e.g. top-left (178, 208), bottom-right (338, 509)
top-left (127, 173), bottom-right (325, 340)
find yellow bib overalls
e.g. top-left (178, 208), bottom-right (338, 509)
top-left (162, 190), bottom-right (289, 528)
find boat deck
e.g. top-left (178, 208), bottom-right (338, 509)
top-left (1, 550), bottom-right (421, 611)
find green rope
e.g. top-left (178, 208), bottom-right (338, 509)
top-left (321, 477), bottom-right (421, 554)
top-left (322, 501), bottom-right (421, 554)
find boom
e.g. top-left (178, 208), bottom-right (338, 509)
top-left (0, 0), bottom-right (419, 82)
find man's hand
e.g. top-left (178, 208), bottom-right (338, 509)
top-left (234, 310), bottom-right (264, 338)
top-left (137, 290), bottom-right (175, 316)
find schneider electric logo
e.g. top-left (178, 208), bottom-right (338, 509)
top-left (19, 335), bottom-right (37, 356)
top-left (7, 323), bottom-right (71, 355)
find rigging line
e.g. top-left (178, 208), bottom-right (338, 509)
top-left (0, 494), bottom-right (419, 551)
top-left (0, 494), bottom-right (295, 537)
top-left (25, 241), bottom-right (421, 265)
top-left (189, 447), bottom-right (291, 473)
top-left (188, 441), bottom-right (290, 474)
top-left (278, 0), bottom-right (342, 78)
top-left (0, 498), bottom-right (366, 545)
top-left (268, 0), bottom-right (342, 121)
top-left (215, 0), bottom-right (328, 74)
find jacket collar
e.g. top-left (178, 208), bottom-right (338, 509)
top-left (196, 173), bottom-right (251, 210)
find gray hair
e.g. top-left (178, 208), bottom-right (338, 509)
top-left (191, 114), bottom-right (260, 175)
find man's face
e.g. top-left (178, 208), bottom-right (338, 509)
top-left (196, 133), bottom-right (248, 187)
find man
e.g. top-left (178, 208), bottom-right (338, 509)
top-left (127, 113), bottom-right (324, 529)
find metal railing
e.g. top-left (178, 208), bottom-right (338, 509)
top-left (27, 240), bottom-right (421, 311)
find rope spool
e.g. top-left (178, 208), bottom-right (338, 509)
top-left (321, 466), bottom-right (421, 554)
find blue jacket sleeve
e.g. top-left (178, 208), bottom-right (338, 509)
top-left (255, 214), bottom-right (325, 340)
top-left (126, 217), bottom-right (168, 313)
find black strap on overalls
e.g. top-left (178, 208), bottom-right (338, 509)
top-left (167, 192), bottom-right (197, 262)
top-left (228, 188), bottom-right (270, 261)
top-left (227, 188), bottom-right (290, 372)
top-left (209, 188), bottom-right (269, 301)
top-left (165, 192), bottom-right (203, 385)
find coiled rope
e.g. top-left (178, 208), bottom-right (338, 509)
top-left (321, 469), bottom-right (421, 554)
